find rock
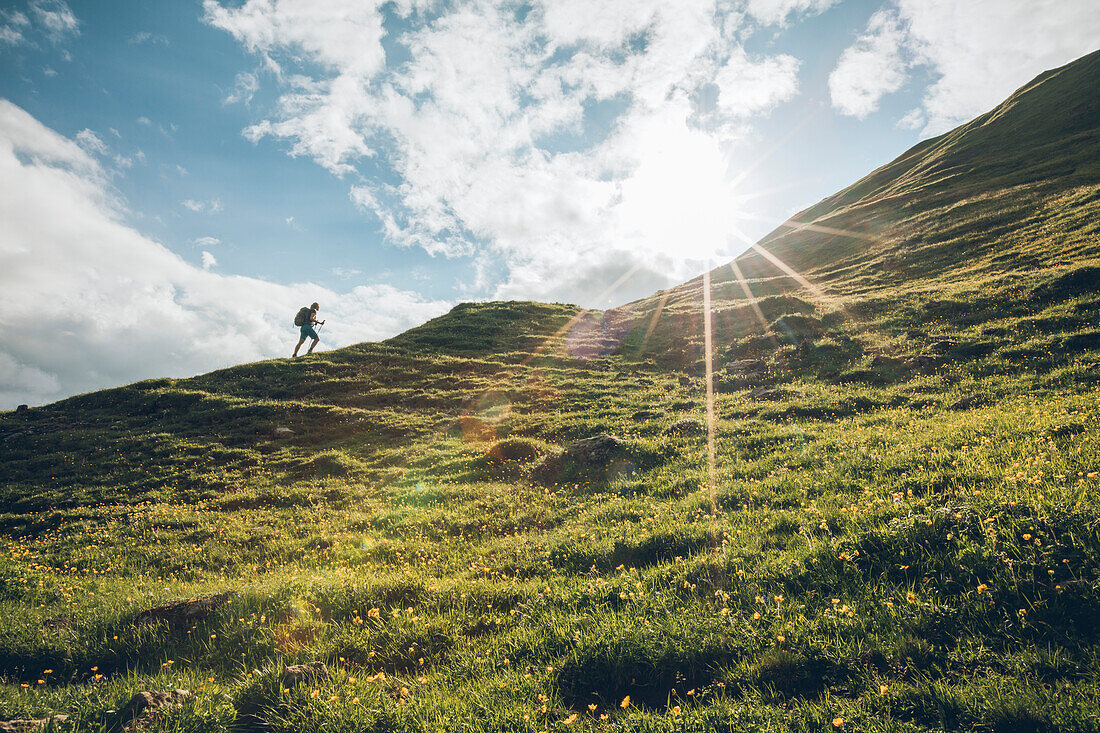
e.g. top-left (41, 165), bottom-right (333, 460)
top-left (0, 716), bottom-right (68, 732)
top-left (121, 690), bottom-right (190, 731)
top-left (727, 359), bottom-right (765, 374)
top-left (560, 435), bottom-right (622, 465)
top-left (123, 690), bottom-right (191, 718)
top-left (664, 418), bottom-right (705, 437)
top-left (15, 404), bottom-right (29, 413)
top-left (531, 435), bottom-right (636, 485)
top-left (282, 661), bottom-right (330, 683)
top-left (135, 592), bottom-right (232, 629)
top-left (748, 386), bottom-right (781, 401)
top-left (950, 394), bottom-right (985, 410)
top-left (487, 438), bottom-right (543, 462)
top-left (272, 426), bottom-right (295, 439)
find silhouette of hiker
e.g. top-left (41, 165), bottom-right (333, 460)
top-left (293, 302), bottom-right (324, 357)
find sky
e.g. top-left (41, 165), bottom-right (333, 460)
top-left (0, 0), bottom-right (1097, 409)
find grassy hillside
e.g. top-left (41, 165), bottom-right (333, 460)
top-left (1, 52), bottom-right (1100, 732)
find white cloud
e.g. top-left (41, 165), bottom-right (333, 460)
top-left (1, 1), bottom-right (77, 48)
top-left (714, 47), bottom-right (800, 117)
top-left (744, 0), bottom-right (836, 26)
top-left (896, 107), bottom-right (924, 130)
top-left (828, 8), bottom-right (908, 118)
top-left (225, 71), bottom-right (260, 105)
top-left (29, 0), bottom-right (77, 43)
top-left (332, 266), bottom-right (361, 278)
top-left (194, 236), bottom-right (221, 247)
top-left (203, 0), bottom-right (388, 73)
top-left (831, 0), bottom-right (1100, 134)
top-left (0, 9), bottom-right (30, 45)
top-left (205, 0), bottom-right (806, 305)
top-left (181, 198), bottom-right (223, 214)
top-left (115, 149), bottom-right (145, 169)
top-left (0, 100), bottom-right (450, 408)
top-left (127, 31), bottom-right (168, 45)
top-left (74, 128), bottom-right (108, 155)
top-left (201, 250), bottom-right (217, 269)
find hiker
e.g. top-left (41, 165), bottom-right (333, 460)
top-left (293, 302), bottom-right (324, 357)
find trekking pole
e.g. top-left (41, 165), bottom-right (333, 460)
top-left (317, 320), bottom-right (326, 333)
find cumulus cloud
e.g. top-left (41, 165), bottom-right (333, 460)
top-left (201, 250), bottom-right (217, 269)
top-left (831, 0), bottom-right (1100, 134)
top-left (715, 47), bottom-right (800, 117)
top-left (0, 100), bottom-right (450, 409)
top-left (204, 0), bottom-right (807, 305)
top-left (828, 8), bottom-right (909, 118)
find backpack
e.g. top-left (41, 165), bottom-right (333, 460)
top-left (294, 307), bottom-right (312, 327)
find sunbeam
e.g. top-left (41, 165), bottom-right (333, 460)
top-left (726, 259), bottom-right (773, 337)
top-left (702, 269), bottom-right (718, 520)
top-left (638, 290), bottom-right (673, 355)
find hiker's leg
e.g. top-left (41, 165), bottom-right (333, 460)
top-left (293, 337), bottom-right (306, 357)
top-left (307, 337), bottom-right (319, 354)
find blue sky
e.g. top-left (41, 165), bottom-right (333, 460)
top-left (1, 0), bottom-right (1097, 407)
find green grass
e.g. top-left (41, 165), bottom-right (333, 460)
top-left (2, 50), bottom-right (1100, 732)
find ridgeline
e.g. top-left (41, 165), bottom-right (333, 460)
top-left (2, 51), bottom-right (1099, 732)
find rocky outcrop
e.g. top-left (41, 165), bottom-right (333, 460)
top-left (282, 662), bottom-right (330, 684)
top-left (121, 690), bottom-right (191, 731)
top-left (531, 435), bottom-right (643, 485)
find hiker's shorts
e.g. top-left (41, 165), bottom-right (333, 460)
top-left (300, 325), bottom-right (319, 340)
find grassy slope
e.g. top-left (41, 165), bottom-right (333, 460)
top-left (1, 52), bottom-right (1100, 732)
